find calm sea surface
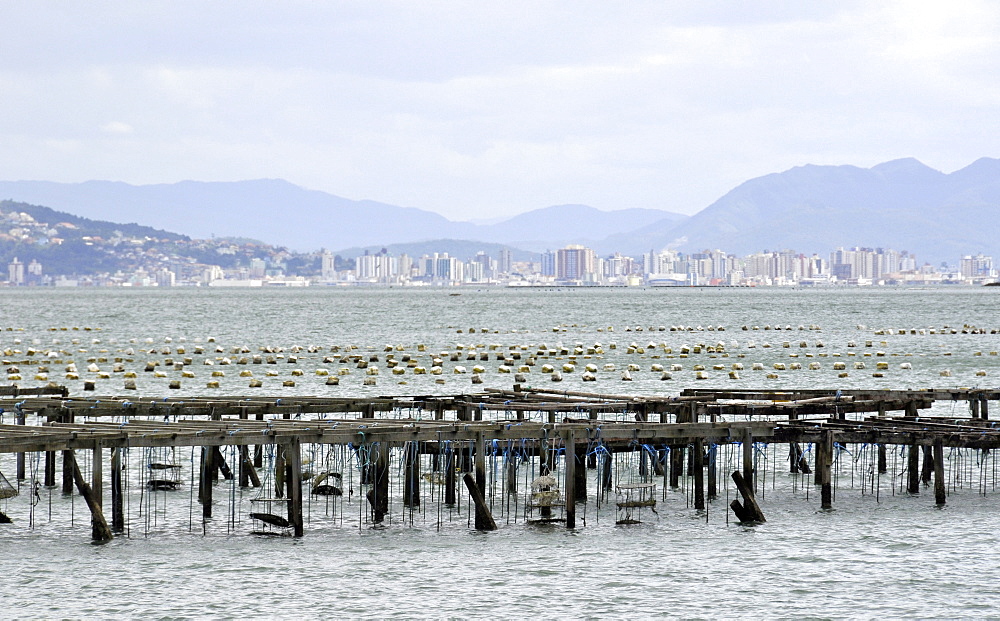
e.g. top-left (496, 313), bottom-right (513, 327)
top-left (1, 287), bottom-right (999, 618)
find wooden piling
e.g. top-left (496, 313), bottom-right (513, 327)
top-left (68, 448), bottom-right (113, 542)
top-left (365, 442), bottom-right (390, 523)
top-left (921, 445), bottom-right (934, 485)
top-left (669, 445), bottom-right (683, 488)
top-left (907, 443), bottom-right (920, 494)
top-left (878, 444), bottom-right (887, 474)
top-left (44, 450), bottom-right (55, 487)
top-left (213, 446), bottom-right (233, 480)
top-left (240, 448), bottom-right (261, 488)
top-left (462, 473), bottom-right (497, 531)
top-left (110, 446), bottom-right (124, 532)
top-left (820, 430), bottom-right (833, 510)
top-left (199, 446), bottom-right (213, 518)
top-left (275, 446), bottom-right (285, 498)
top-left (564, 429), bottom-right (576, 528)
top-left (473, 431), bottom-right (495, 523)
top-left (707, 443), bottom-right (717, 500)
top-left (729, 470), bottom-right (765, 523)
top-left (253, 411), bottom-right (263, 468)
top-left (239, 446), bottom-right (250, 487)
top-left (933, 439), bottom-right (945, 506)
top-left (693, 438), bottom-right (705, 510)
top-left (61, 412), bottom-right (76, 494)
top-left (601, 447), bottom-right (613, 496)
top-left (574, 448), bottom-right (587, 501)
top-left (285, 439), bottom-right (303, 537)
top-left (742, 427), bottom-right (754, 493)
top-left (403, 441), bottom-right (420, 508)
top-left (506, 452), bottom-right (518, 495)
top-left (445, 446), bottom-right (457, 506)
top-left (15, 407), bottom-right (25, 480)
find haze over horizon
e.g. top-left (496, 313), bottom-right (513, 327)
top-left (2, 2), bottom-right (999, 221)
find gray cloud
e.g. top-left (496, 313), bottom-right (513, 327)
top-left (1, 1), bottom-right (998, 221)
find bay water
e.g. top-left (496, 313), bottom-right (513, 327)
top-left (1, 287), bottom-right (999, 618)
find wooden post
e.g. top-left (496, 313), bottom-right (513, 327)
top-left (506, 452), bottom-right (518, 495)
top-left (110, 446), bottom-right (124, 532)
top-left (238, 409), bottom-right (249, 487)
top-left (199, 446), bottom-right (213, 518)
top-left (403, 441), bottom-right (420, 508)
top-left (445, 446), bottom-right (457, 506)
top-left (669, 445), bottom-right (682, 488)
top-left (742, 427), bottom-right (754, 493)
top-left (68, 449), bottom-right (113, 542)
top-left (213, 446), bottom-right (233, 480)
top-left (971, 398), bottom-right (981, 419)
top-left (240, 447), bottom-right (261, 487)
top-left (61, 414), bottom-right (75, 496)
top-left (365, 442), bottom-right (390, 523)
top-left (602, 447), bottom-right (613, 497)
top-left (933, 439), bottom-right (945, 506)
top-left (239, 446), bottom-right (250, 487)
top-left (564, 430), bottom-right (576, 528)
top-left (473, 431), bottom-right (489, 527)
top-left (574, 446), bottom-right (587, 501)
top-left (44, 450), bottom-right (56, 487)
top-left (15, 407), bottom-right (25, 480)
top-left (461, 442), bottom-right (473, 473)
top-left (253, 411), bottom-right (263, 468)
top-left (907, 443), bottom-right (920, 494)
top-left (820, 430), bottom-right (833, 510)
top-left (693, 438), bottom-right (705, 510)
top-left (462, 473), bottom-right (497, 531)
top-left (981, 398), bottom-right (990, 420)
top-left (921, 445), bottom-right (934, 485)
top-left (92, 441), bottom-right (103, 514)
top-left (878, 444), bottom-right (887, 474)
top-left (275, 445), bottom-right (285, 498)
top-left (539, 433), bottom-right (551, 519)
top-left (285, 439), bottom-right (303, 537)
top-left (707, 443), bottom-right (717, 501)
top-left (729, 470), bottom-right (765, 523)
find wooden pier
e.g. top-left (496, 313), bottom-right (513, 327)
top-left (1, 386), bottom-right (998, 541)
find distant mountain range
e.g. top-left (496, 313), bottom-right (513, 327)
top-left (0, 179), bottom-right (684, 256)
top-left (610, 157), bottom-right (1000, 264)
top-left (1, 157), bottom-right (997, 264)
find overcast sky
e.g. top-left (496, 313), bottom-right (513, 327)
top-left (1, 1), bottom-right (998, 221)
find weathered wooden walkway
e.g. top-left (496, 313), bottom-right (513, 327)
top-left (1, 386), bottom-right (998, 541)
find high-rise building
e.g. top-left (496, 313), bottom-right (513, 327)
top-left (320, 250), bottom-right (337, 280)
top-left (7, 257), bottom-right (24, 285)
top-left (541, 251), bottom-right (556, 277)
top-left (556, 245), bottom-right (596, 281)
top-left (497, 249), bottom-right (513, 275)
